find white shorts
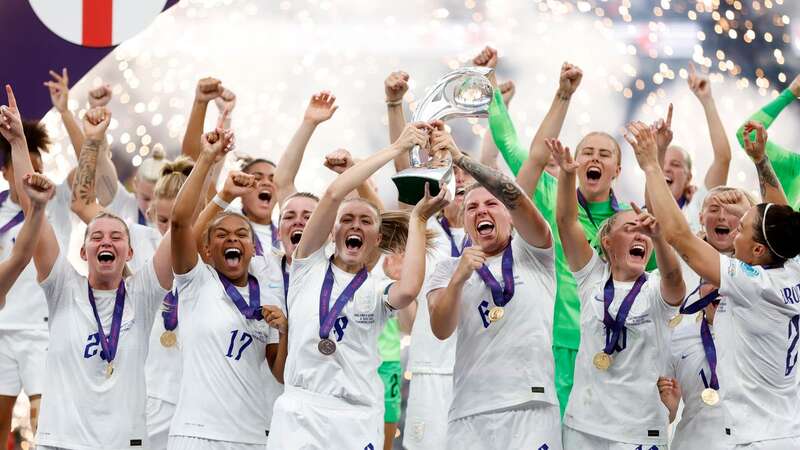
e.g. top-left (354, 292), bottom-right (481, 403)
top-left (167, 435), bottom-right (266, 450)
top-left (403, 372), bottom-right (452, 450)
top-left (447, 404), bottom-right (562, 450)
top-left (147, 397), bottom-right (177, 450)
top-left (563, 425), bottom-right (666, 450)
top-left (267, 385), bottom-right (382, 450)
top-left (734, 437), bottom-right (800, 450)
top-left (0, 329), bottom-right (48, 396)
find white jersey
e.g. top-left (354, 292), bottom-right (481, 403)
top-left (682, 184), bottom-right (707, 235)
top-left (0, 183), bottom-right (72, 330)
top-left (430, 216), bottom-right (467, 261)
top-left (107, 181), bottom-right (151, 228)
top-left (282, 246), bottom-right (392, 408)
top-left (144, 286), bottom-right (182, 405)
top-left (715, 255), bottom-right (800, 444)
top-left (564, 252), bottom-right (676, 445)
top-left (667, 318), bottom-right (728, 450)
top-left (169, 262), bottom-right (280, 444)
top-left (425, 232), bottom-right (558, 421)
top-left (37, 255), bottom-right (167, 450)
top-left (128, 223), bottom-right (162, 274)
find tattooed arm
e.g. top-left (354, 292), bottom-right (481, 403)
top-left (431, 125), bottom-right (552, 249)
top-left (743, 121), bottom-right (789, 205)
top-left (93, 140), bottom-right (121, 206)
top-left (70, 108), bottom-right (109, 223)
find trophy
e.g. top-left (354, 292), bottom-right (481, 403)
top-left (392, 66), bottom-right (495, 205)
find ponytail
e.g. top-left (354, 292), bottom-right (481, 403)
top-left (379, 210), bottom-right (437, 254)
top-left (755, 203), bottom-right (800, 263)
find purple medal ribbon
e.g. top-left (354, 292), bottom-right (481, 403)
top-left (137, 208), bottom-right (147, 226)
top-left (253, 222), bottom-right (280, 256)
top-left (438, 216), bottom-right (468, 257)
top-left (601, 274), bottom-right (647, 356)
top-left (216, 271), bottom-right (263, 320)
top-left (680, 283), bottom-right (720, 315)
top-left (577, 188), bottom-right (621, 228)
top-left (161, 290), bottom-right (178, 331)
top-left (281, 255), bottom-right (289, 312)
top-left (677, 195), bottom-right (688, 209)
top-left (87, 280), bottom-right (126, 364)
top-left (0, 190), bottom-right (25, 237)
top-left (319, 259), bottom-right (369, 340)
top-left (700, 313), bottom-right (720, 391)
top-left (475, 243), bottom-right (515, 307)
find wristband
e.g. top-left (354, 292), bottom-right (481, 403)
top-left (386, 99), bottom-right (403, 107)
top-left (212, 194), bottom-right (230, 210)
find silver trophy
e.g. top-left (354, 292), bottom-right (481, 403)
top-left (392, 66), bottom-right (495, 205)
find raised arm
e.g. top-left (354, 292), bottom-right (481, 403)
top-left (385, 71), bottom-right (410, 172)
top-left (70, 107), bottom-right (110, 223)
top-left (295, 123), bottom-right (428, 259)
top-left (688, 63), bottom-right (731, 188)
top-left (742, 121), bottom-right (788, 205)
top-left (433, 125), bottom-right (551, 248)
top-left (172, 128), bottom-right (234, 274)
top-left (274, 91), bottom-right (338, 204)
top-left (191, 171), bottom-right (255, 260)
top-left (631, 203), bottom-right (685, 306)
top-left (44, 68), bottom-right (85, 156)
top-left (323, 149), bottom-right (385, 211)
top-left (548, 138), bottom-right (593, 271)
top-left (479, 81), bottom-right (515, 170)
top-left (83, 85), bottom-right (122, 206)
top-left (387, 186), bottom-right (448, 310)
top-left (182, 77), bottom-right (223, 160)
top-left (627, 121), bottom-right (722, 287)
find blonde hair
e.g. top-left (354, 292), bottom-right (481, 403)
top-left (154, 156), bottom-right (194, 201)
top-left (667, 144), bottom-right (693, 172)
top-left (379, 210), bottom-right (437, 254)
top-left (83, 211), bottom-right (131, 246)
top-left (137, 147), bottom-right (167, 183)
top-left (576, 131), bottom-right (622, 166)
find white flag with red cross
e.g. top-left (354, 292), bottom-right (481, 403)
top-left (29, 0), bottom-right (168, 48)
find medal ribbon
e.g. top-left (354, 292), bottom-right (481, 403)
top-left (0, 190), bottom-right (25, 237)
top-left (700, 313), bottom-right (720, 390)
top-left (475, 242), bottom-right (514, 307)
top-left (319, 259), bottom-right (368, 340)
top-left (680, 284), bottom-right (720, 314)
top-left (253, 222), bottom-right (280, 256)
top-left (87, 280), bottom-right (126, 364)
top-left (577, 188), bottom-right (621, 228)
top-left (677, 194), bottom-right (688, 209)
top-left (438, 216), bottom-right (468, 257)
top-left (216, 271), bottom-right (263, 320)
top-left (161, 290), bottom-right (178, 331)
top-left (281, 255), bottom-right (290, 311)
top-left (601, 274), bottom-right (647, 356)
top-left (137, 209), bottom-right (147, 226)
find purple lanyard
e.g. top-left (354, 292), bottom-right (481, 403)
top-left (438, 216), bottom-right (468, 257)
top-left (318, 259), bottom-right (368, 340)
top-left (216, 271), bottom-right (263, 320)
top-left (137, 209), bottom-right (147, 226)
top-left (700, 314), bottom-right (719, 390)
top-left (161, 290), bottom-right (178, 331)
top-left (253, 223), bottom-right (280, 256)
top-left (87, 280), bottom-right (126, 364)
top-left (0, 190), bottom-right (25, 237)
top-left (475, 243), bottom-right (514, 307)
top-left (281, 255), bottom-right (289, 311)
top-left (680, 283), bottom-right (720, 314)
top-left (576, 189), bottom-right (621, 228)
top-left (601, 273), bottom-right (647, 356)
top-left (677, 195), bottom-right (688, 209)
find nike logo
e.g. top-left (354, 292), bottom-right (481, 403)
top-left (681, 354), bottom-right (689, 360)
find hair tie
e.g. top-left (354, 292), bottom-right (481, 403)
top-left (762, 203), bottom-right (788, 260)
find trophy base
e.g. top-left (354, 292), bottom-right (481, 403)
top-left (392, 166), bottom-right (452, 205)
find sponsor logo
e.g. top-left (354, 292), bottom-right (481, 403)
top-left (739, 261), bottom-right (760, 278)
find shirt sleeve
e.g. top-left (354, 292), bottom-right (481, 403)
top-left (571, 251), bottom-right (605, 307)
top-left (647, 271), bottom-right (678, 322)
top-left (174, 261), bottom-right (213, 313)
top-left (423, 257), bottom-right (459, 302)
top-left (514, 230), bottom-right (555, 275)
top-left (488, 88), bottom-right (527, 176)
top-left (718, 254), bottom-right (766, 309)
top-left (132, 258), bottom-right (170, 331)
top-left (39, 254), bottom-right (78, 315)
top-left (105, 181), bottom-right (138, 222)
top-left (289, 245), bottom-right (328, 282)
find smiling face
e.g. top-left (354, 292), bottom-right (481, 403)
top-left (333, 200), bottom-right (381, 269)
top-left (463, 186), bottom-right (512, 256)
top-left (241, 161), bottom-right (277, 224)
top-left (150, 197), bottom-right (175, 236)
top-left (663, 146), bottom-right (692, 202)
top-left (279, 195), bottom-right (318, 258)
top-left (574, 133), bottom-right (621, 199)
top-left (700, 192), bottom-right (749, 253)
top-left (601, 210), bottom-right (653, 278)
top-left (206, 214), bottom-right (256, 284)
top-left (81, 216), bottom-right (133, 282)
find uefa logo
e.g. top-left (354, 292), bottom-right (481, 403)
top-left (29, 0), bottom-right (168, 48)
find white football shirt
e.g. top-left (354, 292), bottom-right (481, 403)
top-left (106, 181), bottom-right (150, 228)
top-left (36, 255), bottom-right (167, 449)
top-left (282, 246), bottom-right (392, 408)
top-left (715, 255), bottom-right (800, 444)
top-left (424, 232), bottom-right (558, 421)
top-left (564, 252), bottom-right (676, 445)
top-left (169, 262), bottom-right (280, 444)
top-left (143, 285), bottom-right (182, 405)
top-left (127, 223), bottom-right (162, 274)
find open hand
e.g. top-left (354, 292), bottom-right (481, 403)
top-left (385, 71), bottom-right (409, 102)
top-left (412, 182), bottom-right (450, 222)
top-left (262, 305), bottom-right (288, 335)
top-left (323, 148), bottom-right (354, 174)
top-left (44, 68), bottom-right (70, 113)
top-left (304, 91), bottom-right (338, 125)
top-left (0, 85), bottom-right (24, 143)
top-left (624, 121), bottom-right (659, 170)
top-left (742, 120), bottom-right (767, 163)
top-left (545, 138), bottom-right (580, 174)
top-left (83, 107), bottom-right (111, 140)
top-left (23, 173), bottom-right (55, 206)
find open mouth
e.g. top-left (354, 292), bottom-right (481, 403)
top-left (586, 166), bottom-right (602, 181)
top-left (476, 220), bottom-right (495, 236)
top-left (97, 251), bottom-right (116, 263)
top-left (455, 188), bottom-right (466, 198)
top-left (290, 230), bottom-right (303, 245)
top-left (223, 247), bottom-right (242, 268)
top-left (257, 191), bottom-right (272, 203)
top-left (713, 226), bottom-right (731, 237)
top-left (345, 234), bottom-right (363, 250)
top-left (665, 176), bottom-right (674, 186)
top-left (629, 242), bottom-right (646, 260)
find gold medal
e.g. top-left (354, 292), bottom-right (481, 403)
top-left (160, 330), bottom-right (177, 348)
top-left (668, 314), bottom-right (683, 328)
top-left (488, 306), bottom-right (505, 322)
top-left (696, 312), bottom-right (703, 323)
top-left (593, 352), bottom-right (613, 371)
top-left (105, 362), bottom-right (114, 378)
top-left (701, 388), bottom-right (719, 406)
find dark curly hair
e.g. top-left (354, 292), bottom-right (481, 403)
top-left (0, 120), bottom-right (51, 168)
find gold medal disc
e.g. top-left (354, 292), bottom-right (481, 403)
top-left (593, 352), bottom-right (613, 371)
top-left (668, 314), bottom-right (683, 328)
top-left (488, 306), bottom-right (505, 322)
top-left (160, 330), bottom-right (177, 348)
top-left (701, 388), bottom-right (719, 406)
top-left (105, 363), bottom-right (114, 378)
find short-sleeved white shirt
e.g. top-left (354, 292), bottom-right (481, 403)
top-left (143, 286), bottom-right (182, 405)
top-left (564, 252), bottom-right (676, 444)
top-left (127, 223), bottom-right (161, 274)
top-left (107, 182), bottom-right (150, 228)
top-left (169, 262), bottom-right (280, 444)
top-left (282, 246), bottom-right (392, 408)
top-left (683, 184), bottom-right (707, 235)
top-left (424, 233), bottom-right (558, 421)
top-left (716, 255), bottom-right (800, 444)
top-left (0, 183), bottom-right (72, 330)
top-left (36, 255), bottom-right (167, 450)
